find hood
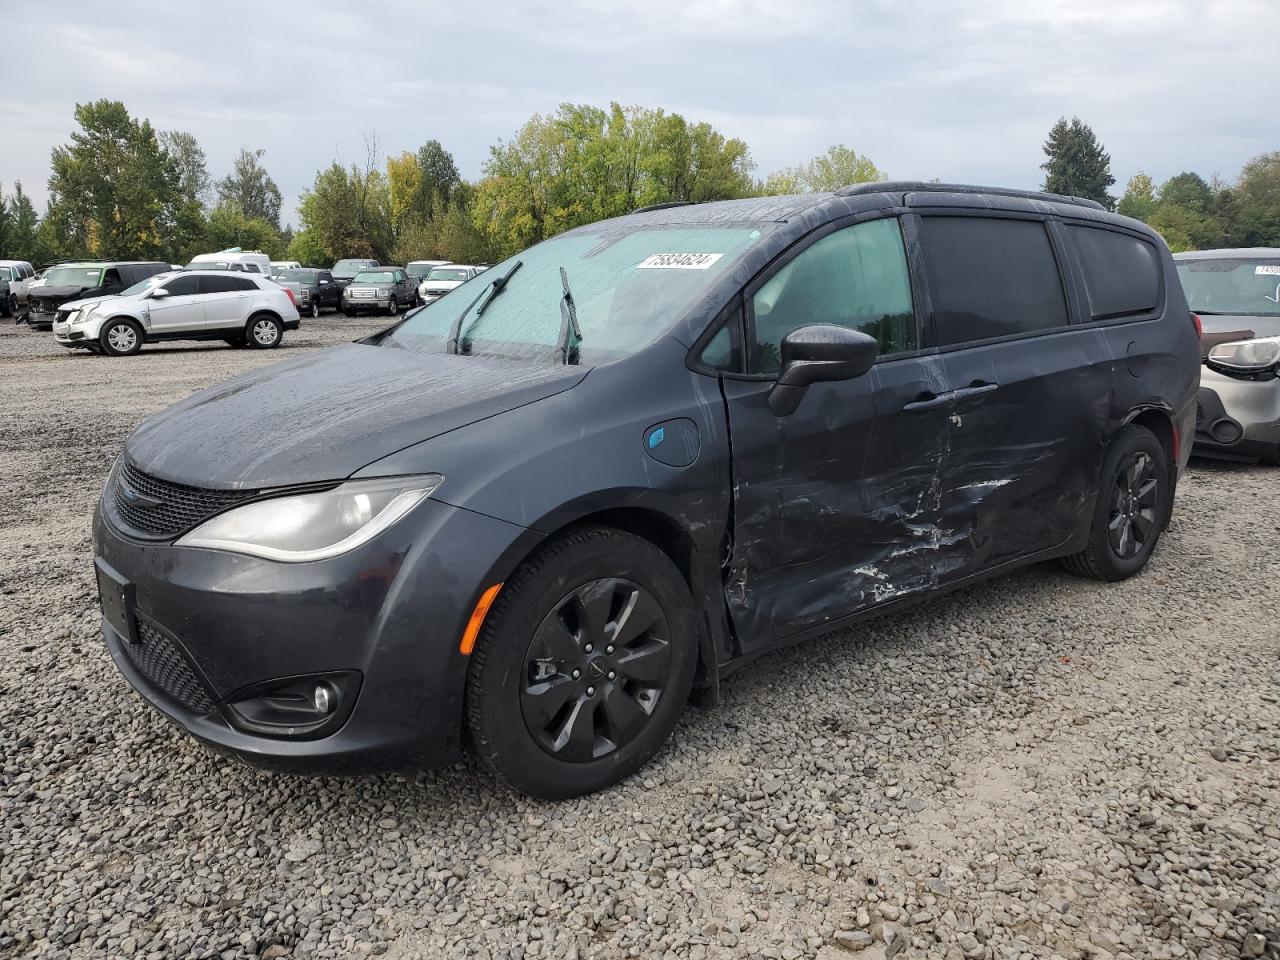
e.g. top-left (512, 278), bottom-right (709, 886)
top-left (423, 280), bottom-right (463, 290)
top-left (62, 294), bottom-right (116, 312)
top-left (30, 285), bottom-right (96, 309)
top-left (125, 342), bottom-right (588, 490)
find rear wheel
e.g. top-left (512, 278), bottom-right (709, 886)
top-left (466, 526), bottom-right (698, 799)
top-left (247, 315), bottom-right (282, 349)
top-left (1060, 424), bottom-right (1169, 581)
top-left (99, 318), bottom-right (143, 357)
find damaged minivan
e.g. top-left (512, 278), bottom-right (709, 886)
top-left (94, 183), bottom-right (1199, 798)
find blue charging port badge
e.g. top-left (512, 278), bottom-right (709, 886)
top-left (643, 419), bottom-right (699, 467)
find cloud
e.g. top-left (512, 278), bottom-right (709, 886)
top-left (1, 0), bottom-right (1276, 226)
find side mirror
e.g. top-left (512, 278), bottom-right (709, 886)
top-left (768, 324), bottom-right (879, 416)
top-left (319, 279), bottom-right (329, 285)
top-left (151, 288), bottom-right (170, 299)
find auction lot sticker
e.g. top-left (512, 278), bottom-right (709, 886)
top-left (1256, 264), bottom-right (1280, 275)
top-left (637, 253), bottom-right (724, 270)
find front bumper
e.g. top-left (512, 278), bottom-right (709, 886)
top-left (28, 311), bottom-right (57, 331)
top-left (343, 296), bottom-right (391, 313)
top-left (93, 493), bottom-right (536, 774)
top-left (1194, 368), bottom-right (1280, 461)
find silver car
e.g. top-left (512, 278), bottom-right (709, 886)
top-left (1175, 248), bottom-right (1280, 463)
top-left (341, 267), bottom-right (417, 317)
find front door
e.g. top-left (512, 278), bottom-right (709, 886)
top-left (721, 216), bottom-right (959, 651)
top-left (146, 274), bottom-right (205, 332)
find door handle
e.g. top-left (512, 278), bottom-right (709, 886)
top-left (903, 391), bottom-right (955, 412)
top-left (952, 382), bottom-right (998, 403)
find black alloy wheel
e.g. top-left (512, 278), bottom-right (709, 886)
top-left (1107, 451), bottom-right (1157, 560)
top-left (520, 578), bottom-right (672, 762)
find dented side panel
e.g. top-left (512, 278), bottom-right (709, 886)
top-left (721, 351), bottom-right (957, 650)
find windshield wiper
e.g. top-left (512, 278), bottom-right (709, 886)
top-left (556, 266), bottom-right (583, 365)
top-left (446, 260), bottom-right (522, 355)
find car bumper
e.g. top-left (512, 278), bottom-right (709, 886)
top-left (93, 494), bottom-right (537, 774)
top-left (343, 298), bottom-right (390, 312)
top-left (28, 312), bottom-right (57, 331)
top-left (1193, 369), bottom-right (1280, 461)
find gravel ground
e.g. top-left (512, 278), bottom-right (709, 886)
top-left (1, 315), bottom-right (1278, 960)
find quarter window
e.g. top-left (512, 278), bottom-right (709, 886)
top-left (201, 275), bottom-right (256, 294)
top-left (749, 217), bottom-right (915, 374)
top-left (920, 216), bottom-right (1068, 345)
top-left (1067, 226), bottom-right (1160, 319)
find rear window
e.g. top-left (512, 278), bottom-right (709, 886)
top-left (1068, 226), bottom-right (1161, 319)
top-left (920, 217), bottom-right (1069, 346)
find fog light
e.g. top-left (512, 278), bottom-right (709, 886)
top-left (224, 671), bottom-right (360, 740)
top-left (1210, 418), bottom-right (1243, 445)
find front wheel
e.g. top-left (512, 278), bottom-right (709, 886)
top-left (387, 296), bottom-right (399, 316)
top-left (247, 315), bottom-right (282, 349)
top-left (1, 293), bottom-right (12, 318)
top-left (466, 526), bottom-right (698, 799)
top-left (1060, 424), bottom-right (1169, 581)
top-left (100, 318), bottom-right (143, 356)
top-left (310, 300), bottom-right (320, 319)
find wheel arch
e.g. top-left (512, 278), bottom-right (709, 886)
top-left (1122, 403), bottom-right (1177, 468)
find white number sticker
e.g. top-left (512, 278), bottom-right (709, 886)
top-left (636, 253), bottom-right (723, 270)
top-left (1255, 264), bottom-right (1280, 275)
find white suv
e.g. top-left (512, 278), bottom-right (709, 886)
top-left (52, 270), bottom-right (300, 356)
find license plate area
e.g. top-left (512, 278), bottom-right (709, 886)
top-left (95, 558), bottom-right (137, 644)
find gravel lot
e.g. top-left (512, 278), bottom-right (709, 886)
top-left (1, 314), bottom-right (1278, 960)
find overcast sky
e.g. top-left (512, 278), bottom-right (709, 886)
top-left (3, 0), bottom-right (1277, 228)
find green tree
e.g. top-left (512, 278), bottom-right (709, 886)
top-left (204, 203), bottom-right (286, 259)
top-left (296, 157), bottom-right (393, 263)
top-left (1040, 116), bottom-right (1115, 209)
top-left (1117, 172), bottom-right (1157, 221)
top-left (1160, 172), bottom-right (1213, 213)
top-left (762, 144), bottom-right (885, 194)
top-left (216, 148), bottom-right (283, 228)
top-left (1234, 151), bottom-right (1280, 246)
top-left (416, 139), bottom-right (462, 219)
top-left (45, 99), bottom-right (186, 260)
top-left (286, 229), bottom-right (329, 267)
top-left (0, 182), bottom-right (40, 262)
top-left (160, 130), bottom-right (211, 207)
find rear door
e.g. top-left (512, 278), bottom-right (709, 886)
top-left (147, 273), bottom-right (205, 332)
top-left (200, 275), bottom-right (255, 330)
top-left (718, 215), bottom-right (959, 651)
top-left (914, 211), bottom-right (1113, 574)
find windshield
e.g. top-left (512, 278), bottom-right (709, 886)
top-left (45, 266), bottom-right (104, 287)
top-left (333, 259), bottom-right (375, 278)
top-left (353, 271), bottom-right (394, 284)
top-left (0, 267), bottom-right (11, 280)
top-left (1177, 257), bottom-right (1280, 317)
top-left (187, 260), bottom-right (232, 271)
top-left (279, 269), bottom-right (318, 283)
top-left (426, 267), bottom-right (472, 283)
top-left (407, 263), bottom-right (442, 279)
top-left (382, 223), bottom-right (774, 363)
top-left (120, 273), bottom-right (174, 297)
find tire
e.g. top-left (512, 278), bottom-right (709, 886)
top-left (343, 307), bottom-right (355, 318)
top-left (387, 296), bottom-right (399, 316)
top-left (1060, 424), bottom-right (1169, 582)
top-left (1, 293), bottom-right (11, 318)
top-left (1261, 445), bottom-right (1280, 467)
top-left (466, 526), bottom-right (698, 799)
top-left (223, 336), bottom-right (247, 348)
top-left (310, 300), bottom-right (320, 319)
top-left (247, 315), bottom-right (282, 349)
top-left (99, 318), bottom-right (143, 357)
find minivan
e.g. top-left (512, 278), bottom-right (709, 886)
top-left (94, 183), bottom-right (1199, 798)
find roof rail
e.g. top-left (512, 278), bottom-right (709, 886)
top-left (835, 180), bottom-right (1107, 211)
top-left (631, 200), bottom-right (695, 215)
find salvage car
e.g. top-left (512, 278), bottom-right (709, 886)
top-left (1175, 248), bottom-right (1280, 463)
top-left (341, 266), bottom-right (416, 316)
top-left (275, 267), bottom-right (341, 318)
top-left (418, 263), bottom-right (481, 304)
top-left (27, 261), bottom-right (170, 330)
top-left (93, 183), bottom-right (1198, 798)
top-left (53, 270), bottom-right (299, 355)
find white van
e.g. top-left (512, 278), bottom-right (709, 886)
top-left (186, 248), bottom-right (273, 276)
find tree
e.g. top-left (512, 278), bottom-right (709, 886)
top-left (762, 144), bottom-right (885, 194)
top-left (1117, 172), bottom-right (1157, 221)
top-left (296, 145), bottom-right (393, 263)
top-left (204, 203), bottom-right (287, 259)
top-left (1234, 152), bottom-right (1280, 247)
top-left (160, 130), bottom-right (211, 207)
top-left (286, 229), bottom-right (329, 267)
top-left (416, 139), bottom-right (462, 219)
top-left (0, 182), bottom-right (40, 262)
top-left (216, 148), bottom-right (283, 228)
top-left (45, 99), bottom-right (186, 261)
top-left (1160, 172), bottom-right (1213, 213)
top-left (1040, 116), bottom-right (1115, 209)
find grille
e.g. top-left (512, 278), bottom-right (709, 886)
top-left (112, 459), bottom-right (256, 539)
top-left (122, 617), bottom-right (216, 714)
top-left (350, 288), bottom-right (375, 298)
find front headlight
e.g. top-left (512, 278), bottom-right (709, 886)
top-left (175, 474), bottom-right (443, 562)
top-left (64, 309), bottom-right (81, 324)
top-left (1207, 336), bottom-right (1280, 371)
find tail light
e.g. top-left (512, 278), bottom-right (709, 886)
top-left (1191, 312), bottom-right (1202, 337)
top-left (282, 287), bottom-right (296, 307)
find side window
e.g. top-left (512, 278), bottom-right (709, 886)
top-left (1067, 226), bottom-right (1161, 320)
top-left (748, 217), bottom-right (915, 374)
top-left (165, 275), bottom-right (202, 296)
top-left (697, 306), bottom-right (743, 373)
top-left (102, 268), bottom-right (123, 288)
top-left (919, 216), bottom-right (1068, 346)
top-left (200, 275), bottom-right (247, 294)
top-left (233, 277), bottom-right (258, 292)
